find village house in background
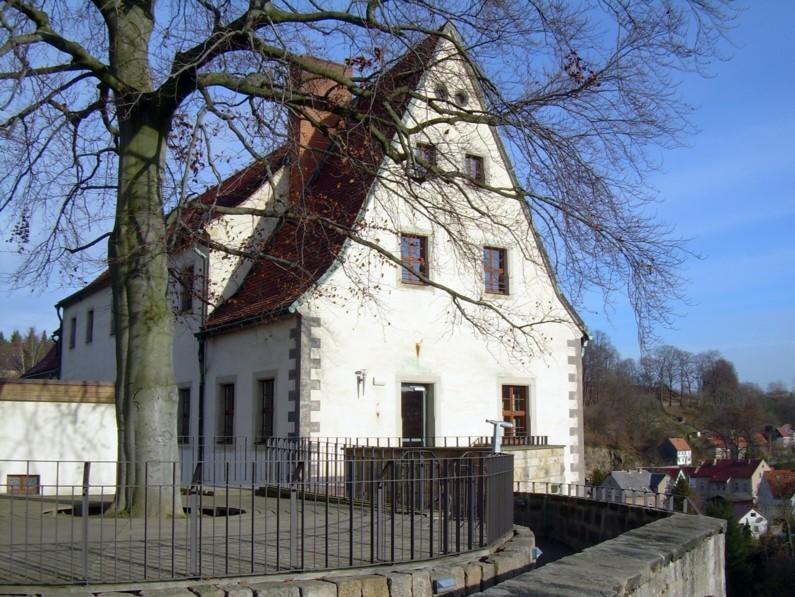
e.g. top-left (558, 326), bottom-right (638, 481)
top-left (660, 437), bottom-right (692, 466)
top-left (758, 469), bottom-right (795, 521)
top-left (599, 470), bottom-right (672, 506)
top-left (688, 459), bottom-right (770, 506)
top-left (14, 30), bottom-right (586, 491)
top-left (733, 504), bottom-right (768, 538)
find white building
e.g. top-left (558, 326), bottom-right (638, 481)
top-left (32, 28), bottom-right (587, 484)
top-left (733, 504), bottom-right (768, 538)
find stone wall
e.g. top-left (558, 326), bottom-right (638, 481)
top-left (472, 514), bottom-right (725, 596)
top-left (505, 446), bottom-right (564, 489)
top-left (514, 493), bottom-right (670, 552)
top-left (35, 528), bottom-right (536, 597)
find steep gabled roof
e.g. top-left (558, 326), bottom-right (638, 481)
top-left (204, 34), bottom-right (440, 331)
top-left (604, 470), bottom-right (669, 493)
top-left (170, 145), bottom-right (290, 249)
top-left (691, 459), bottom-right (765, 482)
top-left (762, 470), bottom-right (795, 499)
top-left (667, 437), bottom-right (691, 452)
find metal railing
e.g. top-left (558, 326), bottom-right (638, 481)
top-left (0, 442), bottom-right (514, 586)
top-left (523, 481), bottom-right (701, 513)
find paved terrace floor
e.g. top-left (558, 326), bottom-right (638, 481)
top-left (0, 489), bottom-right (481, 586)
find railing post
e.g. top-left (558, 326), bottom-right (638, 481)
top-left (188, 463), bottom-right (202, 577)
top-left (81, 461), bottom-right (90, 583)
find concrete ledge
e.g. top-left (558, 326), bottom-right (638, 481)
top-left (471, 514), bottom-right (726, 597)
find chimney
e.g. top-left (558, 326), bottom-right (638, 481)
top-left (287, 57), bottom-right (353, 202)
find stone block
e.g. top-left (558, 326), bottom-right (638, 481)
top-left (141, 589), bottom-right (196, 597)
top-left (220, 586), bottom-right (253, 597)
top-left (478, 560), bottom-right (496, 589)
top-left (96, 593), bottom-right (138, 597)
top-left (430, 565), bottom-right (465, 596)
top-left (382, 572), bottom-right (413, 597)
top-left (324, 576), bottom-right (362, 597)
top-left (464, 561), bottom-right (482, 595)
top-left (410, 569), bottom-right (432, 597)
top-left (249, 582), bottom-right (300, 597)
top-left (359, 575), bottom-right (388, 597)
top-left (190, 586), bottom-right (225, 597)
top-left (491, 550), bottom-right (527, 582)
top-left (295, 580), bottom-right (337, 597)
top-left (40, 591), bottom-right (94, 597)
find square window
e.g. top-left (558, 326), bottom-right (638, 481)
top-left (502, 385), bottom-right (528, 438)
top-left (412, 143), bottom-right (437, 179)
top-left (7, 474), bottom-right (40, 496)
top-left (400, 234), bottom-right (429, 284)
top-left (465, 154), bottom-right (485, 184)
top-left (68, 317), bottom-right (77, 349)
top-left (483, 247), bottom-right (508, 294)
top-left (85, 310), bottom-right (94, 344)
top-left (178, 387), bottom-right (190, 443)
top-left (217, 383), bottom-right (235, 444)
top-left (257, 379), bottom-right (275, 441)
top-left (179, 266), bottom-right (194, 313)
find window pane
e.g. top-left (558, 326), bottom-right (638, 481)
top-left (86, 310), bottom-right (94, 343)
top-left (501, 385), bottom-right (528, 438)
top-left (258, 379), bottom-right (275, 440)
top-left (218, 383), bottom-right (235, 443)
top-left (179, 267), bottom-right (194, 313)
top-left (69, 317), bottom-right (77, 349)
top-left (465, 155), bottom-right (484, 183)
top-left (401, 234), bottom-right (428, 284)
top-left (484, 247), bottom-right (508, 294)
top-left (178, 387), bottom-right (190, 442)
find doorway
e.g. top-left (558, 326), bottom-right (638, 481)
top-left (401, 383), bottom-right (434, 446)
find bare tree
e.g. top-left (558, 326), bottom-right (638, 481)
top-left (1, 1), bottom-right (733, 515)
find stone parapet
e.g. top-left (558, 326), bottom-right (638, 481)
top-left (470, 514), bottom-right (725, 596)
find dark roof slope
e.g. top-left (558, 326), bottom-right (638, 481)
top-left (691, 459), bottom-right (765, 482)
top-left (205, 35), bottom-right (440, 330)
top-left (20, 343), bottom-right (60, 379)
top-left (762, 470), bottom-right (795, 499)
top-left (56, 270), bottom-right (111, 308)
top-left (171, 145), bottom-right (290, 248)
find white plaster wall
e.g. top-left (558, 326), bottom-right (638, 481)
top-left (205, 168), bottom-right (288, 306)
top-left (0, 401), bottom-right (117, 494)
top-left (296, 38), bottom-right (584, 482)
top-left (60, 286), bottom-right (116, 382)
top-left (202, 318), bottom-right (295, 447)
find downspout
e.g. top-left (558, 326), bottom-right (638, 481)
top-left (193, 245), bottom-right (209, 461)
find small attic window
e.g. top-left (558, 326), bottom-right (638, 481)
top-left (454, 91), bottom-right (469, 107)
top-left (434, 84), bottom-right (449, 101)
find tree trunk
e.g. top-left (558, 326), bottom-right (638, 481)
top-left (111, 105), bottom-right (180, 517)
top-left (107, 4), bottom-right (181, 517)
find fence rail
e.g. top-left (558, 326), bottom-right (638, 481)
top-left (523, 481), bottom-right (701, 514)
top-left (0, 442), bottom-right (514, 586)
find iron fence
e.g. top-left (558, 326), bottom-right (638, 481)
top-left (523, 481), bottom-right (703, 513)
top-left (0, 442), bottom-right (514, 586)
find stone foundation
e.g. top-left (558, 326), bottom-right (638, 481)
top-left (33, 529), bottom-right (535, 597)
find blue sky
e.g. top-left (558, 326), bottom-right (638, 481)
top-left (582, 1), bottom-right (795, 388)
top-left (1, 2), bottom-right (792, 387)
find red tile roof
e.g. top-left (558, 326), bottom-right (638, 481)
top-left (170, 145), bottom-right (290, 249)
top-left (762, 470), bottom-right (795, 499)
top-left (691, 459), bottom-right (765, 482)
top-left (205, 34), bottom-right (441, 330)
top-left (706, 435), bottom-right (747, 449)
top-left (668, 437), bottom-right (691, 451)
